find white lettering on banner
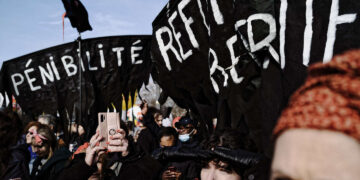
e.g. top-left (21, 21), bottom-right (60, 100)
top-left (112, 47), bottom-right (125, 67)
top-left (323, 0), bottom-right (357, 62)
top-left (226, 35), bottom-right (244, 84)
top-left (196, 0), bottom-right (210, 36)
top-left (263, 57), bottom-right (270, 69)
top-left (76, 49), bottom-right (86, 72)
top-left (156, 27), bottom-right (182, 71)
top-left (235, 20), bottom-right (250, 50)
top-left (178, 0), bottom-right (199, 49)
top-left (247, 14), bottom-right (280, 66)
top-left (11, 73), bottom-right (24, 96)
top-left (86, 51), bottom-right (98, 71)
top-left (24, 68), bottom-right (41, 92)
top-left (0, 93), bottom-right (3, 107)
top-left (49, 56), bottom-right (60, 80)
top-left (168, 11), bottom-right (193, 60)
top-left (210, 0), bottom-right (224, 25)
top-left (25, 59), bottom-right (32, 68)
top-left (209, 48), bottom-right (228, 93)
top-left (235, 20), bottom-right (259, 66)
top-left (7, 38), bottom-right (154, 96)
top-left (303, 0), bottom-right (314, 66)
top-left (0, 92), bottom-right (9, 107)
top-left (4, 92), bottom-right (9, 107)
top-left (131, 41), bottom-right (144, 64)
top-left (279, 0), bottom-right (288, 69)
top-left (39, 63), bottom-right (55, 85)
top-left (61, 55), bottom-right (78, 77)
top-left (98, 44), bottom-right (106, 68)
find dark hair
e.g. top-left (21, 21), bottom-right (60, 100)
top-left (201, 129), bottom-right (257, 177)
top-left (24, 121), bottom-right (42, 134)
top-left (158, 127), bottom-right (178, 143)
top-left (0, 109), bottom-right (23, 176)
top-left (202, 129), bottom-right (256, 151)
top-left (147, 107), bottom-right (160, 116)
top-left (154, 111), bottom-right (163, 120)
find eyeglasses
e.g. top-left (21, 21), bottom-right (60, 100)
top-left (33, 144), bottom-right (45, 148)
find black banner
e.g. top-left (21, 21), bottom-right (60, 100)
top-left (151, 0), bottom-right (217, 134)
top-left (0, 35), bottom-right (152, 127)
top-left (151, 0), bottom-right (360, 156)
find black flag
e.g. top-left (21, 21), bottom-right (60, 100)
top-left (61, 0), bottom-right (92, 33)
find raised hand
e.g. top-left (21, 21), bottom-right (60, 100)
top-left (107, 129), bottom-right (129, 157)
top-left (85, 131), bottom-right (106, 166)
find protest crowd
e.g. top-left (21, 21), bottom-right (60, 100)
top-left (1, 50), bottom-right (360, 180)
top-left (1, 0), bottom-right (360, 179)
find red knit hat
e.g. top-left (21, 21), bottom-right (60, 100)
top-left (274, 50), bottom-right (360, 141)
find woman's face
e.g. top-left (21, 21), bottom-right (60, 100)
top-left (201, 161), bottom-right (241, 180)
top-left (271, 129), bottom-right (360, 180)
top-left (155, 114), bottom-right (163, 127)
top-left (26, 126), bottom-right (38, 144)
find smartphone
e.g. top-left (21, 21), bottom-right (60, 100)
top-left (98, 112), bottom-right (121, 148)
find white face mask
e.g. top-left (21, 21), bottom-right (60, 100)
top-left (179, 129), bottom-right (194, 142)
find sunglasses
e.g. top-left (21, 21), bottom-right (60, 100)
top-left (33, 144), bottom-right (44, 148)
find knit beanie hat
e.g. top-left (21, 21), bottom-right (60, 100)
top-left (274, 50), bottom-right (360, 141)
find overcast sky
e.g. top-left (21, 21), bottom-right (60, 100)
top-left (0, 0), bottom-right (168, 67)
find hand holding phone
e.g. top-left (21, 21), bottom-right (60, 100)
top-left (98, 112), bottom-right (121, 148)
top-left (162, 167), bottom-right (181, 180)
top-left (168, 166), bottom-right (176, 172)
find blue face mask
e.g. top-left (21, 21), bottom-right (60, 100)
top-left (179, 129), bottom-right (194, 142)
top-left (179, 134), bottom-right (190, 142)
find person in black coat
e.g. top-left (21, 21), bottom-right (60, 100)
top-left (154, 116), bottom-right (202, 180)
top-left (30, 124), bottom-right (71, 180)
top-left (58, 119), bottom-right (163, 180)
top-left (0, 109), bottom-right (31, 180)
top-left (136, 103), bottom-right (164, 155)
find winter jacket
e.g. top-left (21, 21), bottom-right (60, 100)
top-left (154, 137), bottom-right (202, 180)
top-left (1, 143), bottom-right (31, 180)
top-left (30, 147), bottom-right (71, 180)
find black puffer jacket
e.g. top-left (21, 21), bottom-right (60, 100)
top-left (31, 147), bottom-right (71, 180)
